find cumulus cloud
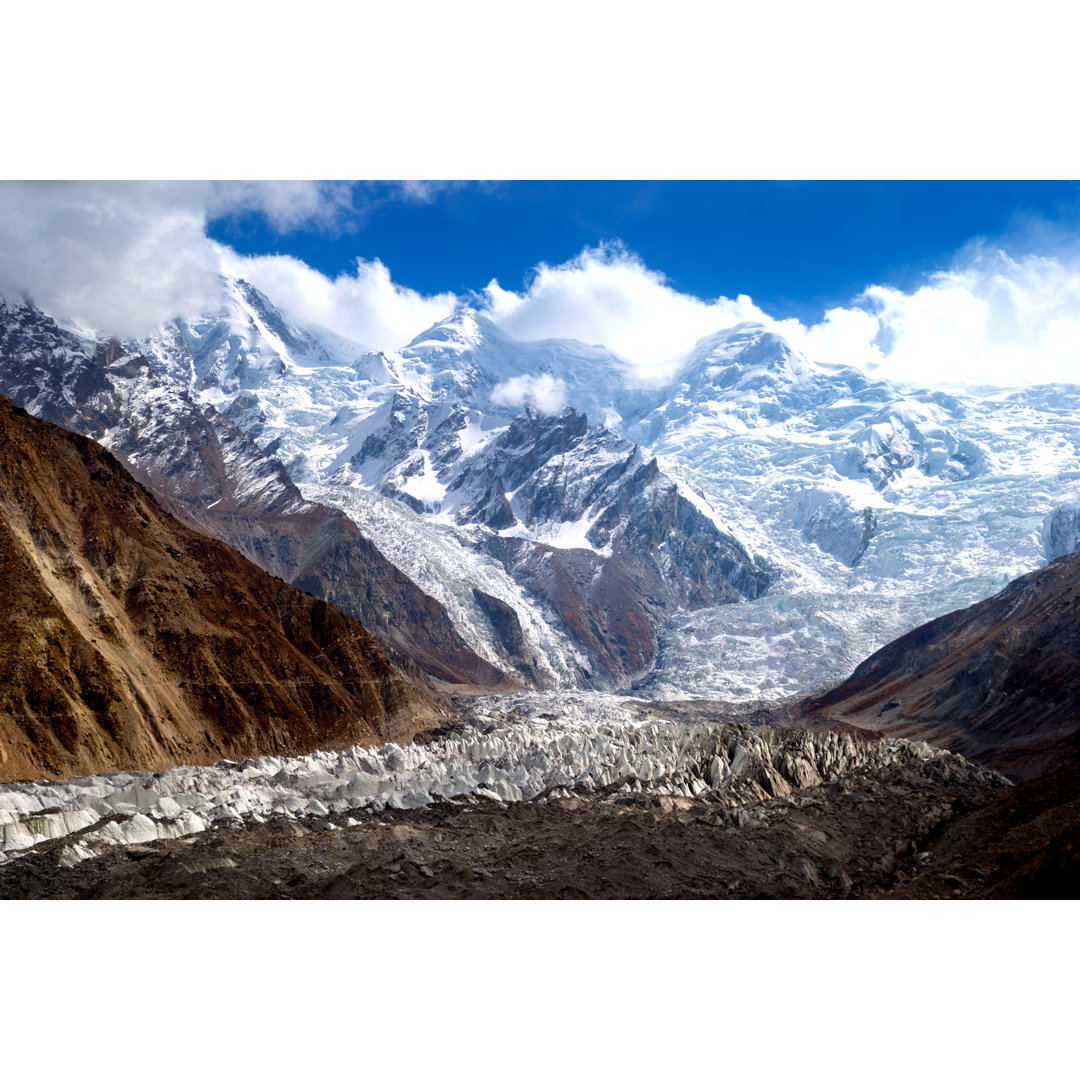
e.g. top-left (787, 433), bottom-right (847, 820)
top-left (0, 181), bottom-right (222, 337)
top-left (3, 183), bottom-right (1079, 390)
top-left (480, 243), bottom-right (770, 381)
top-left (0, 181), bottom-right (457, 344)
top-left (480, 240), bottom-right (1080, 390)
top-left (780, 244), bottom-right (1080, 388)
top-left (205, 180), bottom-right (360, 232)
top-left (491, 373), bottom-right (568, 415)
top-left (217, 247), bottom-right (457, 351)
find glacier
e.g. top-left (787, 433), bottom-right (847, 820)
top-left (0, 693), bottom-right (1001, 868)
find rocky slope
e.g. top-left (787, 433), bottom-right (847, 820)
top-left (886, 753), bottom-right (1080, 899)
top-left (0, 297), bottom-right (506, 687)
top-left (799, 549), bottom-right (1080, 779)
top-left (436, 407), bottom-right (768, 683)
top-left (0, 394), bottom-right (451, 784)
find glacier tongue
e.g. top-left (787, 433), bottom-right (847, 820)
top-left (300, 480), bottom-right (593, 688)
top-left (0, 693), bottom-right (997, 867)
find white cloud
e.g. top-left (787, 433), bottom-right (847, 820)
top-left (217, 248), bottom-right (457, 352)
top-left (0, 181), bottom-right (221, 338)
top-left (204, 181), bottom-right (359, 232)
top-left (205, 181), bottom-right (483, 230)
top-left (0, 181), bottom-right (456, 345)
top-left (491, 373), bottom-right (568, 415)
top-left (3, 183), bottom-right (1079, 391)
top-left (480, 243), bottom-right (770, 381)
top-left (784, 245), bottom-right (1080, 388)
top-left (480, 240), bottom-right (1080, 390)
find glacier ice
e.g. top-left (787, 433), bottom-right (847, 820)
top-left (0, 693), bottom-right (1002, 867)
top-left (140, 294), bottom-right (1080, 699)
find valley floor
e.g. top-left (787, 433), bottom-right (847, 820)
top-left (5, 742), bottom-right (1074, 900)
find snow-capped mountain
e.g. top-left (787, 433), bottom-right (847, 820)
top-left (627, 322), bottom-right (987, 492)
top-left (126, 288), bottom-right (774, 687)
top-left (618, 325), bottom-right (1080, 699)
top-left (6, 278), bottom-right (1080, 701)
top-left (0, 294), bottom-right (508, 688)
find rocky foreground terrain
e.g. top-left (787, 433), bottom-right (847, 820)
top-left (5, 519), bottom-right (1080, 901)
top-left (5, 696), bottom-right (1050, 900)
top-left (0, 731), bottom-right (1055, 901)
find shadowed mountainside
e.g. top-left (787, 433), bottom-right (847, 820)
top-left (799, 551), bottom-right (1080, 779)
top-left (0, 298), bottom-right (509, 688)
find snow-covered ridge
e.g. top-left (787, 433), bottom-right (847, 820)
top-left (0, 695), bottom-right (995, 868)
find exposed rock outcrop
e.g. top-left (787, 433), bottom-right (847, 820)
top-left (787, 488), bottom-right (876, 567)
top-left (471, 588), bottom-right (540, 682)
top-left (453, 409), bottom-right (770, 684)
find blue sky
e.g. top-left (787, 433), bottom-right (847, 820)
top-left (206, 181), bottom-right (1080, 325)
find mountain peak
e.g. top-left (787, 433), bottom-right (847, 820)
top-left (677, 322), bottom-right (809, 386)
top-left (405, 309), bottom-right (490, 351)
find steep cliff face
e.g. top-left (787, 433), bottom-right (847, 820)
top-left (0, 298), bottom-right (507, 688)
top-left (453, 410), bottom-right (768, 601)
top-left (471, 588), bottom-right (541, 683)
top-left (0, 395), bottom-right (452, 783)
top-left (786, 488), bottom-right (876, 567)
top-left (799, 550), bottom-right (1080, 779)
top-left (443, 408), bottom-right (770, 684)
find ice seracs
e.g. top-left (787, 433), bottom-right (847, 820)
top-left (0, 693), bottom-right (1007, 867)
top-left (1044, 501), bottom-right (1080, 562)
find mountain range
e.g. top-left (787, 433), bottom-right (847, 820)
top-left (6, 278), bottom-right (1080, 702)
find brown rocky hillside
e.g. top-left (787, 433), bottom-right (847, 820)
top-left (0, 394), bottom-right (450, 783)
top-left (0, 301), bottom-right (509, 688)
